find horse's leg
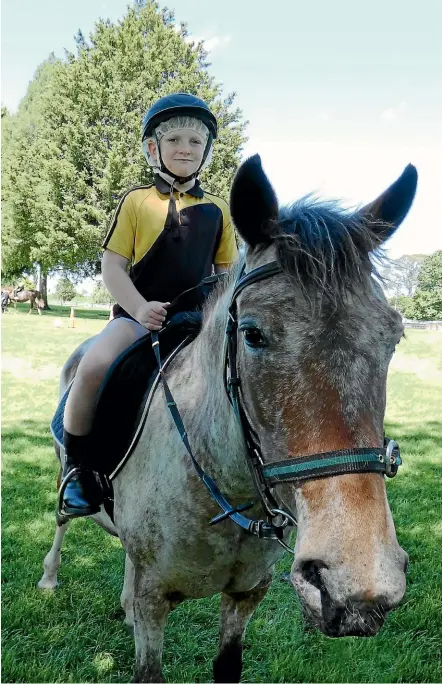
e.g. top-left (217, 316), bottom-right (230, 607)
top-left (37, 518), bottom-right (71, 589)
top-left (121, 553), bottom-right (135, 629)
top-left (132, 568), bottom-right (171, 683)
top-left (213, 572), bottom-right (273, 683)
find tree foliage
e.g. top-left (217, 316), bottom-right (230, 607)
top-left (389, 295), bottom-right (415, 319)
top-left (405, 251), bottom-right (442, 320)
top-left (2, 1), bottom-right (247, 281)
top-left (91, 281), bottom-right (112, 305)
top-left (381, 254), bottom-right (426, 299)
top-left (55, 276), bottom-right (77, 303)
top-left (1, 58), bottom-right (63, 278)
top-left (388, 251), bottom-right (442, 320)
top-left (417, 250), bottom-right (442, 292)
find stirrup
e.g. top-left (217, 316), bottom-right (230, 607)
top-left (58, 467), bottom-right (101, 519)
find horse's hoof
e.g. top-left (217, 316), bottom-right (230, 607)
top-left (125, 620), bottom-right (135, 636)
top-left (37, 577), bottom-right (58, 590)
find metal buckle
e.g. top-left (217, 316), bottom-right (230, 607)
top-left (385, 439), bottom-right (401, 478)
top-left (269, 508), bottom-right (297, 554)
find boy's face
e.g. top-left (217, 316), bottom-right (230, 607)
top-left (148, 128), bottom-right (206, 178)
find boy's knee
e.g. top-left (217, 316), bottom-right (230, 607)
top-left (77, 352), bottom-right (114, 389)
top-left (75, 322), bottom-right (141, 391)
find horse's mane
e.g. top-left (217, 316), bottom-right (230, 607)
top-left (258, 196), bottom-right (387, 307)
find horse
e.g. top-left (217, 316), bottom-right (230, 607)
top-left (38, 155), bottom-right (417, 683)
top-left (1, 290), bottom-right (10, 313)
top-left (6, 287), bottom-right (44, 314)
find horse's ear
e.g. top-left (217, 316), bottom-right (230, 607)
top-left (230, 155), bottom-right (279, 248)
top-left (359, 164), bottom-right (418, 241)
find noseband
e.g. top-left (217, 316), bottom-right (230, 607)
top-left (152, 261), bottom-right (402, 553)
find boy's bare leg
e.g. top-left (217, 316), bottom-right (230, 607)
top-left (61, 318), bottom-right (148, 518)
top-left (64, 317), bottom-right (148, 435)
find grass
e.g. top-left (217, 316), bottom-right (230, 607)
top-left (2, 307), bottom-right (442, 683)
top-left (7, 300), bottom-right (111, 320)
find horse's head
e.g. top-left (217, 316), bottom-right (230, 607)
top-left (229, 155), bottom-right (417, 637)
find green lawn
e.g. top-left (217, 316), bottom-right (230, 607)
top-left (2, 309), bottom-right (442, 683)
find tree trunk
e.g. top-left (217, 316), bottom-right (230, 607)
top-left (37, 265), bottom-right (50, 309)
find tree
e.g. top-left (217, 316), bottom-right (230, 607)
top-left (1, 56), bottom-right (63, 308)
top-left (91, 281), bottom-right (112, 305)
top-left (381, 254), bottom-right (426, 301)
top-left (389, 295), bottom-right (415, 319)
top-left (405, 251), bottom-right (442, 320)
top-left (398, 255), bottom-right (425, 297)
top-left (406, 290), bottom-right (442, 321)
top-left (417, 251), bottom-right (442, 291)
top-left (1, 275), bottom-right (35, 291)
top-left (55, 277), bottom-right (77, 303)
top-left (2, 1), bottom-right (246, 286)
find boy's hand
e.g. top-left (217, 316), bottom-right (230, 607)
top-left (136, 301), bottom-right (170, 331)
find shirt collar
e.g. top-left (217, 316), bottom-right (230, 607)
top-left (154, 173), bottom-right (204, 199)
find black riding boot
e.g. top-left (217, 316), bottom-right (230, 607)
top-left (61, 430), bottom-right (102, 518)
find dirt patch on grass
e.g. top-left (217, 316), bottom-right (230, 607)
top-left (2, 355), bottom-right (60, 381)
top-left (389, 353), bottom-right (442, 384)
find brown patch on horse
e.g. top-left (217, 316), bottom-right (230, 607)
top-left (280, 357), bottom-right (391, 549)
top-left (283, 376), bottom-right (353, 457)
top-left (301, 471), bottom-right (383, 509)
top-left (283, 358), bottom-right (381, 457)
top-left (362, 588), bottom-right (377, 602)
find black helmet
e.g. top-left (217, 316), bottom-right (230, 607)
top-left (142, 92), bottom-right (217, 141)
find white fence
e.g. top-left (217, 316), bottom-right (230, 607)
top-left (402, 319), bottom-right (442, 331)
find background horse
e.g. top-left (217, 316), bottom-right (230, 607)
top-left (1, 290), bottom-right (11, 312)
top-left (39, 156), bottom-right (417, 683)
top-left (6, 287), bottom-right (44, 314)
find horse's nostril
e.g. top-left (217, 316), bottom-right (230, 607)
top-left (299, 560), bottom-right (327, 591)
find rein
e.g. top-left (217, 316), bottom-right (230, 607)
top-left (152, 262), bottom-right (402, 553)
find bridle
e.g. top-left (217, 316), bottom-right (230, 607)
top-left (152, 260), bottom-right (402, 554)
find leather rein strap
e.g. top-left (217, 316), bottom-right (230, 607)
top-left (151, 329), bottom-right (283, 541)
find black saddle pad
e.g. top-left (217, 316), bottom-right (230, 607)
top-left (51, 311), bottom-right (202, 477)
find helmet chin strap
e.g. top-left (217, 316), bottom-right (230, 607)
top-left (158, 170), bottom-right (196, 193)
top-left (159, 160), bottom-right (197, 184)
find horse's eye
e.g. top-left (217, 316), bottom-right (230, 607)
top-left (242, 327), bottom-right (266, 348)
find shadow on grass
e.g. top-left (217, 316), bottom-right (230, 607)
top-left (382, 419), bottom-right (441, 526)
top-left (2, 421), bottom-right (441, 683)
top-left (385, 419), bottom-right (442, 446)
top-left (2, 420), bottom-right (53, 453)
top-left (2, 421), bottom-right (134, 683)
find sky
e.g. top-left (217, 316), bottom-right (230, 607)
top-left (2, 0), bottom-right (441, 277)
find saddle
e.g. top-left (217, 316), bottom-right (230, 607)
top-left (51, 311), bottom-right (203, 481)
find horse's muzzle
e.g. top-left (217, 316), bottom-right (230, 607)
top-left (290, 548), bottom-right (408, 637)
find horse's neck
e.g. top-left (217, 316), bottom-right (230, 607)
top-left (172, 303), bottom-right (254, 497)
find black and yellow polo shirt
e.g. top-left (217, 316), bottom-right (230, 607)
top-left (103, 174), bottom-right (237, 316)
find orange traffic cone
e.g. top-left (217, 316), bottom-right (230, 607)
top-left (68, 306), bottom-right (76, 328)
